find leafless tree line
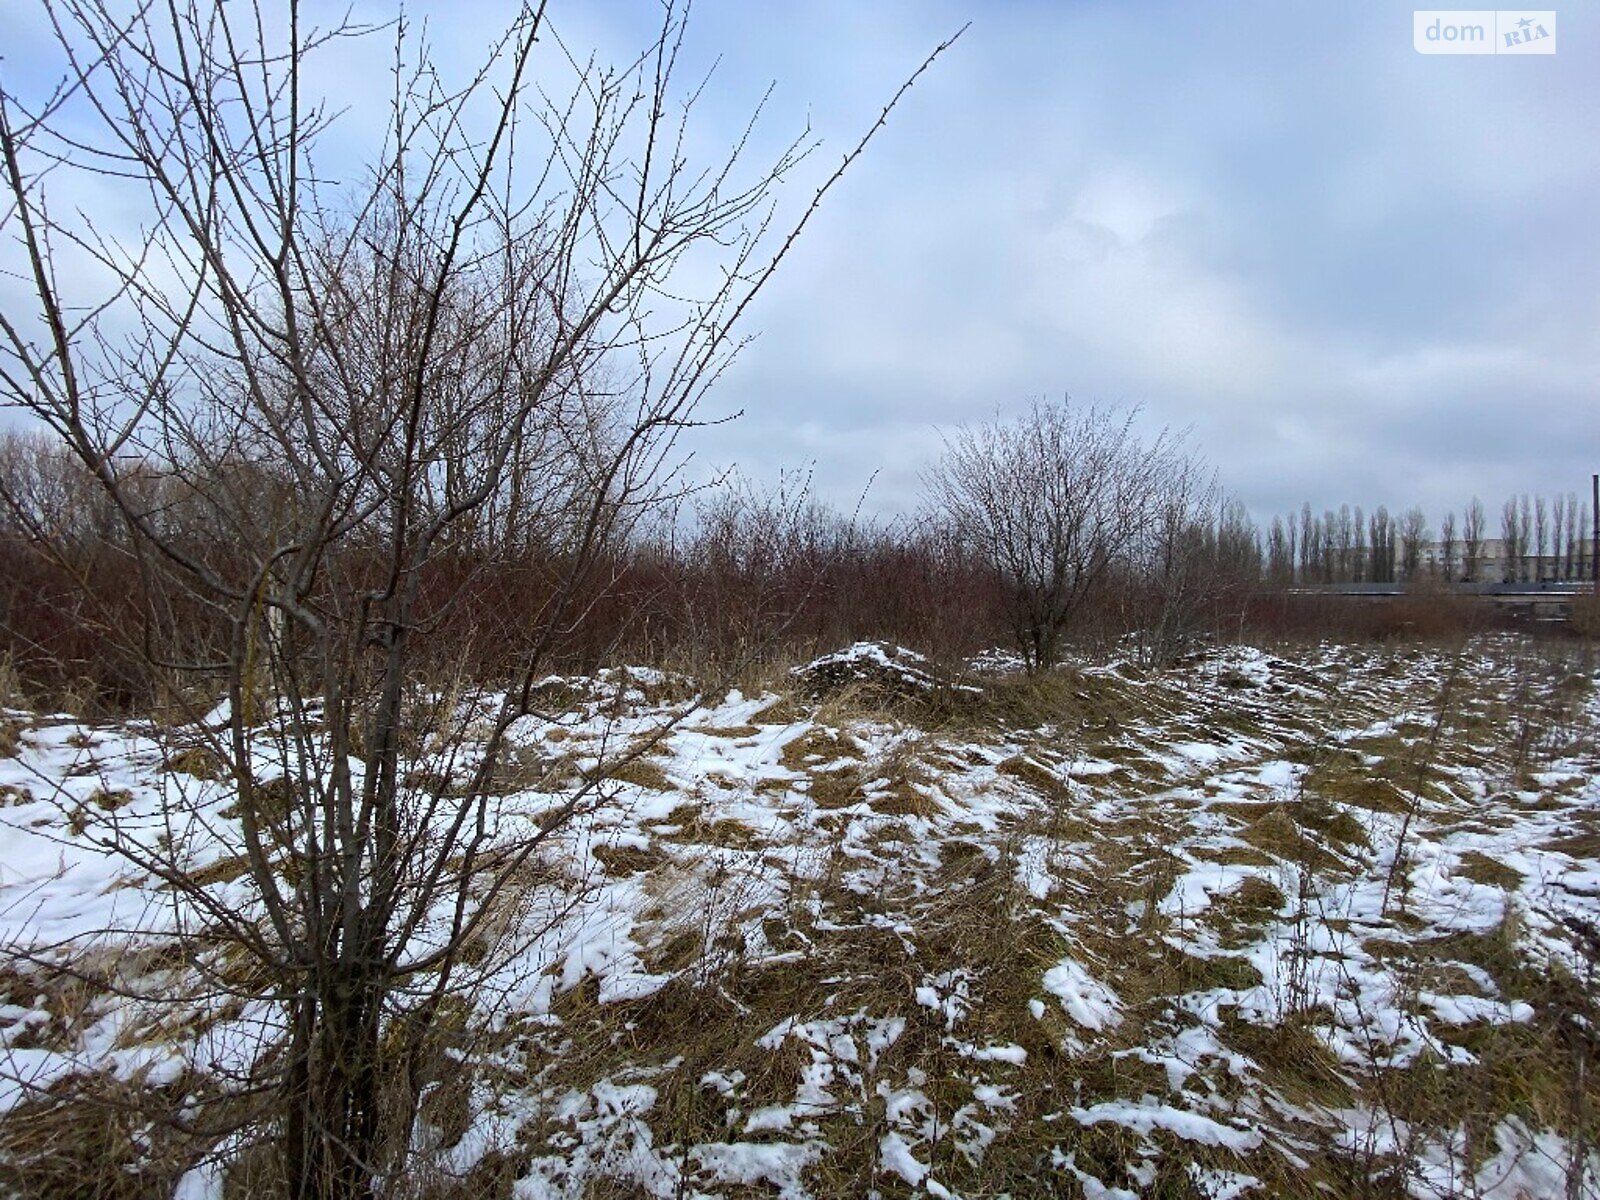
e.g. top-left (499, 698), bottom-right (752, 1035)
top-left (1265, 493), bottom-right (1595, 586)
top-left (10, 417), bottom-right (1590, 728)
top-left (1, 414), bottom-right (1269, 692)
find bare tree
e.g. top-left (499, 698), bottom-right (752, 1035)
top-left (1463, 498), bottom-right (1485, 584)
top-left (1299, 503), bottom-right (1316, 584)
top-left (1536, 495), bottom-right (1550, 582)
top-left (1519, 494), bottom-right (1534, 582)
top-left (1267, 515), bottom-right (1293, 586)
top-left (1579, 504), bottom-right (1594, 584)
top-left (1138, 479), bottom-right (1257, 665)
top-left (0, 3), bottom-right (956, 1194)
top-left (1553, 496), bottom-right (1567, 583)
top-left (1438, 511), bottom-right (1457, 583)
top-left (1369, 506), bottom-right (1395, 584)
top-left (1352, 504), bottom-right (1367, 582)
top-left (1566, 493), bottom-right (1581, 582)
top-left (1398, 507), bottom-right (1429, 582)
top-left (1335, 504), bottom-right (1354, 583)
top-left (1502, 498), bottom-right (1524, 583)
top-left (923, 399), bottom-right (1196, 671)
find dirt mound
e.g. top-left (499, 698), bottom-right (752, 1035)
top-left (792, 642), bottom-right (974, 706)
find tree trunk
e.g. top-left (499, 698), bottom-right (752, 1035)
top-left (308, 966), bottom-right (383, 1200)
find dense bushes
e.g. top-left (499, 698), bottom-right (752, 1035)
top-left (0, 432), bottom-right (1550, 714)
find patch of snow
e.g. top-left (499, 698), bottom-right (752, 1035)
top-left (1042, 958), bottom-right (1123, 1030)
top-left (1071, 1099), bottom-right (1263, 1152)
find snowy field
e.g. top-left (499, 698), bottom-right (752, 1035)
top-left (1, 637), bottom-right (1598, 1198)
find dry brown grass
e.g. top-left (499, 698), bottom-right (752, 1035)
top-left (587, 754), bottom-right (672, 792)
top-left (0, 1071), bottom-right (207, 1200)
top-left (996, 753), bottom-right (1070, 800)
top-left (866, 787), bottom-right (941, 818)
top-left (1189, 842), bottom-right (1278, 867)
top-left (165, 744), bottom-right (224, 780)
top-left (1208, 874), bottom-right (1289, 948)
top-left (1543, 827), bottom-right (1600, 859)
top-left (1454, 850), bottom-right (1525, 889)
top-left (805, 764), bottom-right (865, 809)
top-left (215, 775), bottom-right (295, 823)
top-left (6, 638), bottom-right (1597, 1195)
top-left (1239, 806), bottom-right (1313, 860)
top-left (590, 842), bottom-right (668, 875)
top-left (1305, 751), bottom-right (1414, 815)
top-left (684, 722), bottom-right (762, 739)
top-left (748, 694), bottom-right (804, 725)
top-left (186, 854), bottom-right (251, 887)
top-left (654, 804), bottom-right (761, 848)
top-left (778, 725), bottom-right (855, 773)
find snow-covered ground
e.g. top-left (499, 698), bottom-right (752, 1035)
top-left (2, 639), bottom-right (1598, 1198)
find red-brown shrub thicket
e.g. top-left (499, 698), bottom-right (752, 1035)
top-left (5, 434), bottom-right (1566, 711)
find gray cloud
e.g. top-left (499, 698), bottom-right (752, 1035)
top-left (6, 0), bottom-right (1593, 534)
top-left (649, 0), bottom-right (1599, 531)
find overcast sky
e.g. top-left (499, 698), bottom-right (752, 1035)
top-left (8, 2), bottom-right (1596, 531)
top-left (544, 1), bottom-right (1598, 529)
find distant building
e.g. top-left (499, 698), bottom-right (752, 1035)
top-left (1412, 537), bottom-right (1589, 583)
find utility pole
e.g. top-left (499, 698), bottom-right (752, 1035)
top-left (1593, 474), bottom-right (1598, 585)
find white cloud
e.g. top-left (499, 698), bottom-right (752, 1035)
top-left (1070, 168), bottom-right (1186, 246)
top-left (1031, 231), bottom-right (1289, 398)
